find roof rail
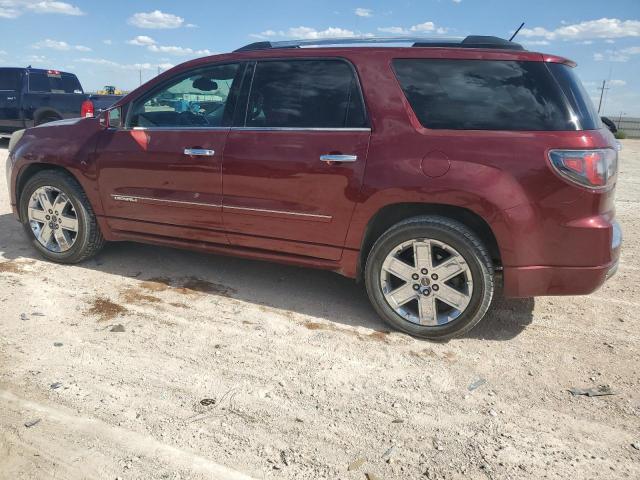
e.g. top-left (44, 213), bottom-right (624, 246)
top-left (234, 35), bottom-right (524, 52)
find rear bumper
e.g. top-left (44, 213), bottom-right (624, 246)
top-left (503, 220), bottom-right (621, 297)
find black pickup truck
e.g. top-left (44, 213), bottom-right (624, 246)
top-left (0, 67), bottom-right (121, 138)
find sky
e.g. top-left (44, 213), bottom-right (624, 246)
top-left (0, 0), bottom-right (638, 116)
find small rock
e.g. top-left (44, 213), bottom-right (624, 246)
top-left (53, 342), bottom-right (63, 347)
top-left (31, 312), bottom-right (45, 316)
top-left (24, 418), bottom-right (41, 428)
top-left (365, 473), bottom-right (381, 480)
top-left (110, 324), bottom-right (125, 333)
top-left (436, 445), bottom-right (444, 451)
top-left (50, 382), bottom-right (62, 389)
top-left (632, 443), bottom-right (640, 450)
top-left (20, 313), bottom-right (28, 321)
top-left (381, 446), bottom-right (395, 461)
top-left (489, 409), bottom-right (498, 417)
top-left (468, 378), bottom-right (486, 391)
top-left (294, 417), bottom-right (304, 423)
top-left (391, 418), bottom-right (404, 424)
top-left (348, 458), bottom-right (366, 471)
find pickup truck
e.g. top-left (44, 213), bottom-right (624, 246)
top-left (0, 67), bottom-right (121, 138)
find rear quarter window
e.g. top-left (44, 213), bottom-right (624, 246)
top-left (392, 59), bottom-right (576, 131)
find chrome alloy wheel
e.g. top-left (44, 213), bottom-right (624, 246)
top-left (379, 239), bottom-right (473, 326)
top-left (27, 186), bottom-right (79, 253)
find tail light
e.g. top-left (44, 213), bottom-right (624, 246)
top-left (548, 149), bottom-right (617, 190)
top-left (81, 100), bottom-right (95, 118)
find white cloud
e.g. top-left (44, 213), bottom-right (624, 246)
top-left (32, 38), bottom-right (91, 51)
top-left (128, 10), bottom-right (184, 29)
top-left (520, 18), bottom-right (640, 41)
top-left (251, 26), bottom-right (364, 40)
top-left (103, 39), bottom-right (112, 45)
top-left (355, 8), bottom-right (372, 17)
top-left (594, 46), bottom-right (640, 62)
top-left (378, 21), bottom-right (447, 35)
top-left (0, 0), bottom-right (83, 17)
top-left (148, 44), bottom-right (212, 56)
top-left (78, 57), bottom-right (174, 71)
top-left (609, 79), bottom-right (626, 87)
top-left (521, 40), bottom-right (550, 46)
top-left (452, 0), bottom-right (462, 3)
top-left (127, 36), bottom-right (211, 56)
top-left (127, 35), bottom-right (156, 46)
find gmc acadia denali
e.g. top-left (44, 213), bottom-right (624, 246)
top-left (5, 36), bottom-right (622, 339)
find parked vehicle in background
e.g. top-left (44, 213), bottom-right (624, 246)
top-left (4, 36), bottom-right (622, 340)
top-left (0, 67), bottom-right (121, 138)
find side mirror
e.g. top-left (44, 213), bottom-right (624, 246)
top-left (100, 107), bottom-right (122, 129)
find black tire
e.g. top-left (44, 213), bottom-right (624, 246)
top-left (364, 215), bottom-right (494, 340)
top-left (19, 170), bottom-right (105, 263)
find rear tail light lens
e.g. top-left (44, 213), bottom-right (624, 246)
top-left (548, 149), bottom-right (617, 189)
top-left (80, 100), bottom-right (95, 118)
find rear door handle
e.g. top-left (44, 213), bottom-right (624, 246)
top-left (184, 148), bottom-right (215, 156)
top-left (320, 154), bottom-right (358, 163)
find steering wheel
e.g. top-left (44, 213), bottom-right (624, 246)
top-left (177, 110), bottom-right (210, 126)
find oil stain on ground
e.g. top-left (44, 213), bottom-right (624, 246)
top-left (87, 297), bottom-right (128, 322)
top-left (0, 260), bottom-right (35, 274)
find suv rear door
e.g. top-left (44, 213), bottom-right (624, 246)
top-left (0, 69), bottom-right (24, 132)
top-left (222, 58), bottom-right (370, 260)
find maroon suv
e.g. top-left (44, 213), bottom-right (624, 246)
top-left (5, 36), bottom-right (621, 339)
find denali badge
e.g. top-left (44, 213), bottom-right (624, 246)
top-left (112, 195), bottom-right (137, 203)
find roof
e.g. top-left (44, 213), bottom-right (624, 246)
top-left (234, 35), bottom-right (525, 52)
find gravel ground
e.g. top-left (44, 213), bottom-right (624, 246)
top-left (1, 139), bottom-right (639, 480)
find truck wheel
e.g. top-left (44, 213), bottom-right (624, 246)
top-left (19, 170), bottom-right (105, 263)
top-left (364, 216), bottom-right (494, 340)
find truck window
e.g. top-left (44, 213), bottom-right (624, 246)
top-left (392, 59), bottom-right (576, 131)
top-left (28, 72), bottom-right (83, 94)
top-left (0, 70), bottom-right (20, 91)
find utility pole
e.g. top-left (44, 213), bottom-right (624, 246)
top-left (597, 80), bottom-right (609, 114)
top-left (617, 111), bottom-right (625, 130)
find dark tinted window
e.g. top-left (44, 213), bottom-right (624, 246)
top-left (393, 59), bottom-right (575, 131)
top-left (129, 63), bottom-right (242, 128)
top-left (246, 60), bottom-right (367, 128)
top-left (28, 72), bottom-right (82, 93)
top-left (0, 70), bottom-right (20, 91)
top-left (548, 63), bottom-right (600, 130)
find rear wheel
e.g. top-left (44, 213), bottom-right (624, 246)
top-left (19, 170), bottom-right (105, 263)
top-left (365, 216), bottom-right (494, 340)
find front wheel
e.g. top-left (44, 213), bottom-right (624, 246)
top-left (364, 216), bottom-right (494, 340)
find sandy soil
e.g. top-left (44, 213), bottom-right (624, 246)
top-left (0, 139), bottom-right (639, 480)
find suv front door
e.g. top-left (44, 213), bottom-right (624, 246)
top-left (95, 62), bottom-right (245, 243)
top-left (222, 59), bottom-right (370, 260)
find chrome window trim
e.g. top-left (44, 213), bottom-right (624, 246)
top-left (128, 126), bottom-right (371, 132)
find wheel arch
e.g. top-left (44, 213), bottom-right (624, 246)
top-left (357, 203), bottom-right (501, 280)
top-left (33, 107), bottom-right (62, 126)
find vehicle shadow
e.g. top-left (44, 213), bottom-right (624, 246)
top-left (0, 139), bottom-right (8, 150)
top-left (0, 212), bottom-right (533, 341)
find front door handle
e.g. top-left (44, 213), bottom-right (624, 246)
top-left (184, 148), bottom-right (215, 156)
top-left (320, 154), bottom-right (358, 163)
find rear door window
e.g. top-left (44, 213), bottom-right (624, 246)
top-left (392, 59), bottom-right (576, 131)
top-left (245, 59), bottom-right (368, 128)
top-left (0, 70), bottom-right (20, 91)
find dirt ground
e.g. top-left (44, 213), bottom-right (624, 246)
top-left (0, 139), bottom-right (639, 480)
